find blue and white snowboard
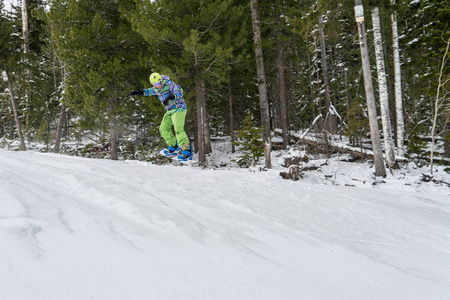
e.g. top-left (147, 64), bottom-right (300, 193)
top-left (159, 149), bottom-right (198, 165)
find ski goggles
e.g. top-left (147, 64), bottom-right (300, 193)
top-left (152, 80), bottom-right (162, 87)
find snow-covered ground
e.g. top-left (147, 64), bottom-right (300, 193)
top-left (1, 146), bottom-right (449, 300)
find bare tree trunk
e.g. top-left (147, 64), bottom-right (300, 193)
top-left (21, 0), bottom-right (29, 57)
top-left (275, 0), bottom-right (288, 146)
top-left (318, 15), bottom-right (336, 134)
top-left (250, 0), bottom-right (271, 169)
top-left (54, 64), bottom-right (66, 153)
top-left (196, 79), bottom-right (207, 166)
top-left (372, 7), bottom-right (395, 167)
top-left (276, 14), bottom-right (289, 148)
top-left (228, 74), bottom-right (235, 153)
top-left (204, 103), bottom-right (212, 155)
top-left (54, 102), bottom-right (66, 153)
top-left (345, 69), bottom-right (351, 117)
top-left (430, 37), bottom-right (450, 174)
top-left (109, 98), bottom-right (118, 160)
top-left (306, 38), bottom-right (317, 119)
top-left (444, 123), bottom-right (450, 160)
top-left (4, 63), bottom-right (26, 151)
top-left (355, 0), bottom-right (386, 177)
top-left (22, 0), bottom-right (30, 127)
top-left (391, 1), bottom-right (405, 157)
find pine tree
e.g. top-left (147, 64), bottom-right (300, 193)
top-left (128, 0), bottom-right (247, 166)
top-left (47, 0), bottom-right (150, 160)
top-left (286, 0), bottom-right (361, 136)
top-left (0, 4), bottom-right (26, 150)
top-left (251, 0), bottom-right (271, 169)
top-left (7, 0), bottom-right (59, 142)
top-left (234, 113), bottom-right (264, 167)
top-left (318, 14), bottom-right (335, 134)
top-left (399, 0), bottom-right (449, 162)
top-left (345, 96), bottom-right (370, 149)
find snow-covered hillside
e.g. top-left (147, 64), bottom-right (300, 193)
top-left (1, 148), bottom-right (449, 300)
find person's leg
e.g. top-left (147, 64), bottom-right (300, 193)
top-left (159, 112), bottom-right (177, 147)
top-left (171, 111), bottom-right (192, 160)
top-left (171, 110), bottom-right (189, 149)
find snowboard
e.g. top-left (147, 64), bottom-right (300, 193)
top-left (159, 149), bottom-right (198, 165)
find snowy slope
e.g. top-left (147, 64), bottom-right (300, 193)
top-left (0, 148), bottom-right (449, 300)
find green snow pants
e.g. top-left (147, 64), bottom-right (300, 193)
top-left (159, 110), bottom-right (189, 149)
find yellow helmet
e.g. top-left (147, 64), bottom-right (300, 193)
top-left (149, 72), bottom-right (162, 85)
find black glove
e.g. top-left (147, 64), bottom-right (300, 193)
top-left (129, 89), bottom-right (144, 96)
top-left (162, 94), bottom-right (175, 105)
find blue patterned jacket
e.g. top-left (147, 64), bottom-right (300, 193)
top-left (144, 75), bottom-right (187, 114)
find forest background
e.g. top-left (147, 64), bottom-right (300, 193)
top-left (0, 0), bottom-right (448, 170)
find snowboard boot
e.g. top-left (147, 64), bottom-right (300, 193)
top-left (163, 143), bottom-right (179, 156)
top-left (178, 144), bottom-right (192, 161)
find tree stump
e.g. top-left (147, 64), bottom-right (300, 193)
top-left (289, 165), bottom-right (300, 181)
top-left (280, 165), bottom-right (301, 181)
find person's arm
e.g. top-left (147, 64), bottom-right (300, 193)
top-left (143, 88), bottom-right (156, 96)
top-left (169, 81), bottom-right (183, 99)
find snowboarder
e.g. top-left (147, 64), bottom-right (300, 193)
top-left (130, 73), bottom-right (192, 161)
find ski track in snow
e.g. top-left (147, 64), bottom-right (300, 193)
top-left (0, 149), bottom-right (449, 300)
